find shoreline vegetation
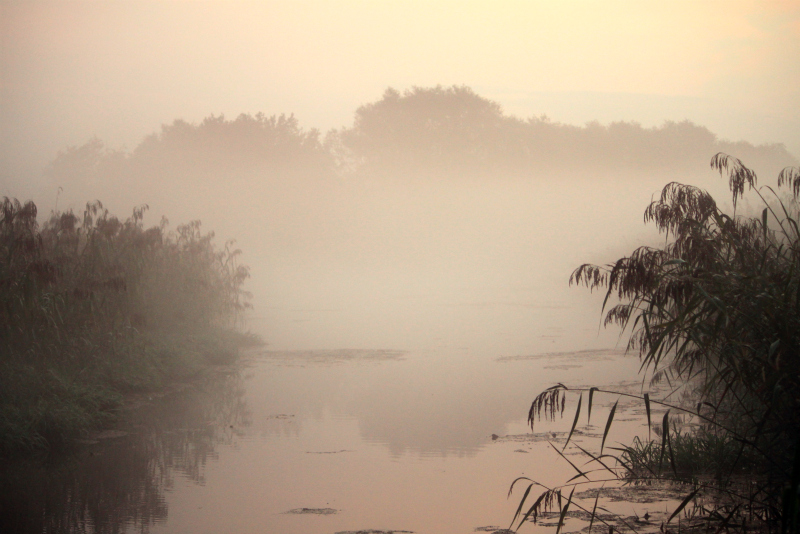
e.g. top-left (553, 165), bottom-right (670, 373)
top-left (4, 85), bottom-right (799, 528)
top-left (512, 155), bottom-right (800, 534)
top-left (0, 197), bottom-right (260, 455)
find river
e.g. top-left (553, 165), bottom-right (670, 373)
top-left (2, 170), bottom-right (712, 533)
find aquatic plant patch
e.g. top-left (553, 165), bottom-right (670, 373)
top-left (508, 154), bottom-right (800, 533)
top-left (0, 198), bottom-right (255, 454)
top-left (285, 507), bottom-right (339, 515)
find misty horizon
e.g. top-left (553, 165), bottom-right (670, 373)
top-left (2, 3), bottom-right (799, 533)
top-left (3, 1), bottom-right (799, 190)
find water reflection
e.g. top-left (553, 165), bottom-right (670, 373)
top-left (0, 366), bottom-right (249, 534)
top-left (0, 344), bottom-right (649, 534)
top-left (248, 346), bottom-right (634, 458)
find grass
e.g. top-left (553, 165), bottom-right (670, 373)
top-left (513, 386), bottom-right (788, 534)
top-left (0, 197), bottom-right (260, 455)
top-left (510, 155), bottom-right (800, 534)
top-left (619, 426), bottom-right (761, 482)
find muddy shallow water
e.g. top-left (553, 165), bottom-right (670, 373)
top-left (3, 174), bottom-right (715, 533)
top-left (0, 298), bottom-right (685, 534)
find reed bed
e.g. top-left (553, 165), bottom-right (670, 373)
top-left (510, 155), bottom-right (800, 534)
top-left (0, 198), bottom-right (255, 454)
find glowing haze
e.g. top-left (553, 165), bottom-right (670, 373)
top-left (1, 0), bottom-right (799, 186)
top-left (2, 5), bottom-right (800, 531)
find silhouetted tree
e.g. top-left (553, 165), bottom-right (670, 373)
top-left (334, 86), bottom-right (796, 179)
top-left (47, 113), bottom-right (334, 203)
top-left (46, 87), bottom-right (797, 189)
top-left (338, 85), bottom-right (514, 176)
top-left (131, 113), bottom-right (330, 175)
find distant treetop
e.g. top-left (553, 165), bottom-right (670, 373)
top-left (47, 86), bottom-right (798, 187)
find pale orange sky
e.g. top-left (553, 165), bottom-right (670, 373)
top-left (2, 0), bottom-right (799, 184)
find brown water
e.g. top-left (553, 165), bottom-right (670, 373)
top-left (1, 295), bottom-right (678, 534)
top-left (2, 171), bottom-right (716, 533)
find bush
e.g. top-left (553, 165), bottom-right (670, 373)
top-left (511, 155), bottom-right (800, 533)
top-left (0, 198), bottom-right (253, 453)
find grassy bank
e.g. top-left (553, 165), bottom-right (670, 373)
top-left (0, 197), bottom-right (258, 454)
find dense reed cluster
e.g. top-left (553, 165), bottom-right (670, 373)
top-left (513, 155), bottom-right (800, 533)
top-left (0, 197), bottom-right (252, 453)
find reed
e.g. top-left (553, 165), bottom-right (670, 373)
top-left (510, 155), bottom-right (800, 533)
top-left (0, 198), bottom-right (255, 454)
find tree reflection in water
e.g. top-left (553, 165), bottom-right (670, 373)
top-left (0, 366), bottom-right (250, 533)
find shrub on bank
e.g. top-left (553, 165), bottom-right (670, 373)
top-left (0, 198), bottom-right (254, 453)
top-left (511, 155), bottom-right (800, 533)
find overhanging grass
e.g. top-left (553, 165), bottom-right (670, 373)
top-left (511, 155), bottom-right (800, 533)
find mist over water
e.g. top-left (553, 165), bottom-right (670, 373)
top-left (245, 172), bottom-right (644, 352)
top-left (3, 90), bottom-right (798, 531)
top-left (2, 126), bottom-right (722, 532)
top-left (3, 2), bottom-right (800, 531)
top-left (50, 165), bottom-right (668, 353)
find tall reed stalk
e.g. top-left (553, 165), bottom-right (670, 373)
top-left (0, 198), bottom-right (253, 453)
top-left (510, 155), bottom-right (800, 534)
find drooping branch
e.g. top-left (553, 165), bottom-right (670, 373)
top-left (711, 152), bottom-right (757, 208)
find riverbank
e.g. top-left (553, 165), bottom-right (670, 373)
top-left (0, 326), bottom-right (263, 455)
top-left (0, 197), bottom-right (256, 455)
top-left (0, 345), bottom-right (644, 534)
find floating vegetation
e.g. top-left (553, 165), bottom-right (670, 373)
top-left (285, 507), bottom-right (338, 515)
top-left (495, 349), bottom-right (622, 363)
top-left (573, 486), bottom-right (687, 504)
top-left (259, 349), bottom-right (406, 366)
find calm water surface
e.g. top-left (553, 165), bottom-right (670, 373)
top-left (2, 294), bottom-right (661, 534)
top-left (3, 172), bottom-right (710, 533)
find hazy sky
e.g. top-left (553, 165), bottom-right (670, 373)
top-left (2, 0), bottom-right (799, 183)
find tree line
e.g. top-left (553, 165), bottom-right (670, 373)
top-left (46, 86), bottom-right (797, 190)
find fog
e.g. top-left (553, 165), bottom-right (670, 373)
top-left (3, 3), bottom-right (800, 532)
top-left (14, 96), bottom-right (794, 355)
top-left (2, 1), bottom-right (799, 184)
top-left (2, 0), bottom-right (799, 358)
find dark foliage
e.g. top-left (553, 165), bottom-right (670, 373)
top-left (514, 155), bottom-right (800, 533)
top-left (333, 86), bottom-right (796, 178)
top-left (0, 197), bottom-right (252, 452)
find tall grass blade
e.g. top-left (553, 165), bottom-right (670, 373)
top-left (507, 476), bottom-right (533, 498)
top-left (587, 485), bottom-right (603, 534)
top-left (644, 392), bottom-right (651, 440)
top-left (518, 489), bottom-right (549, 530)
top-left (572, 443), bottom-right (617, 477)
top-left (564, 393), bottom-right (582, 451)
top-left (659, 410), bottom-right (670, 474)
top-left (550, 442), bottom-right (589, 481)
top-left (509, 483), bottom-right (533, 529)
top-left (666, 419), bottom-right (678, 477)
top-left (588, 387), bottom-right (597, 424)
top-left (556, 486), bottom-right (576, 534)
top-left (717, 504), bottom-right (741, 531)
top-left (600, 399), bottom-right (618, 454)
top-left (667, 488), bottom-right (699, 524)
